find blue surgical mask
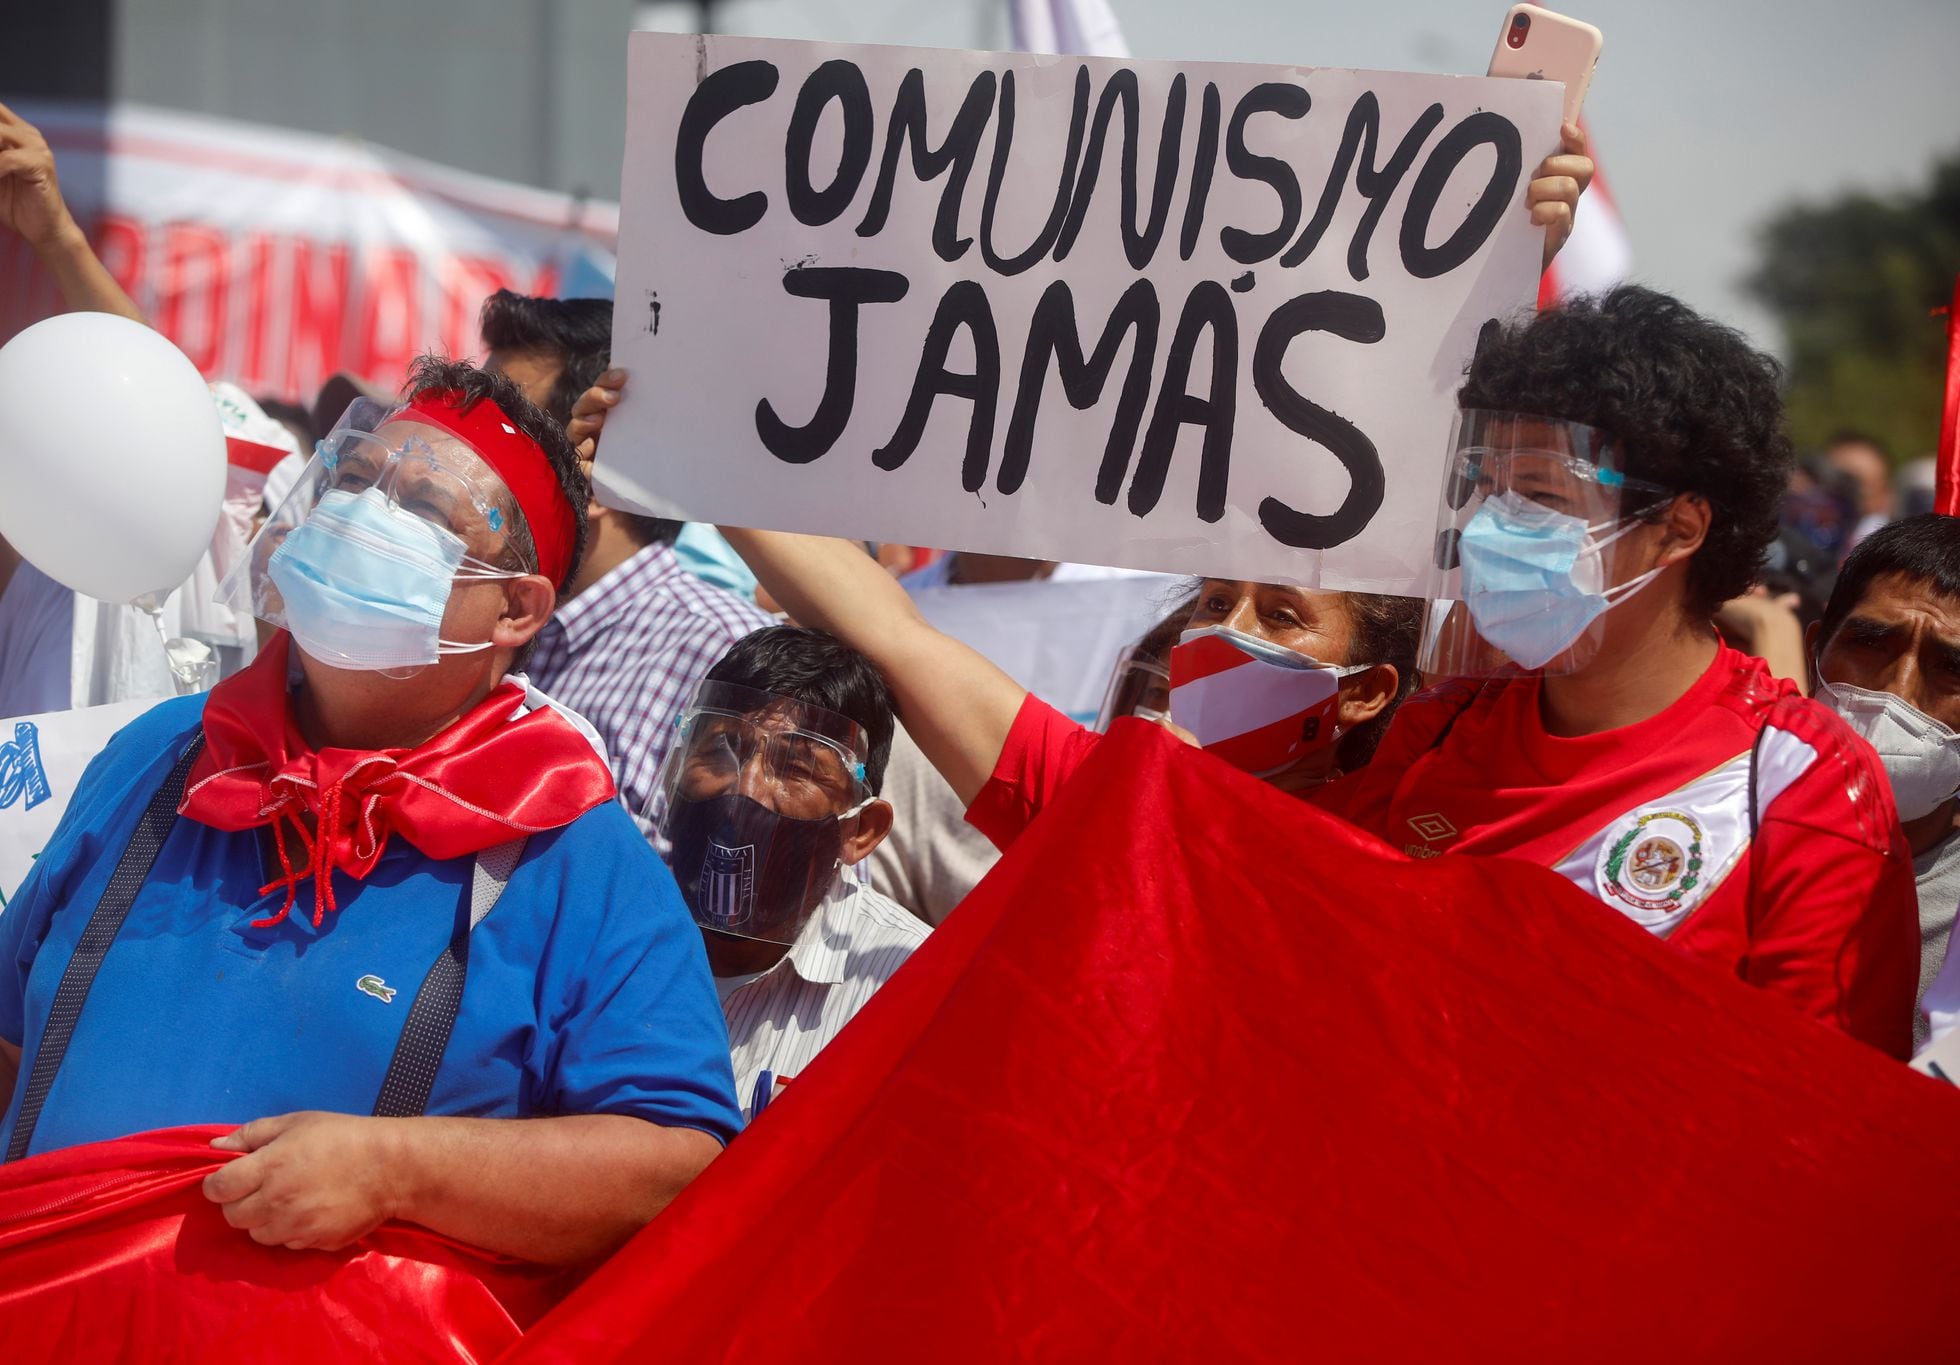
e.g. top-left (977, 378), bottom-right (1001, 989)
top-left (1457, 491), bottom-right (1662, 670)
top-left (266, 488), bottom-right (515, 671)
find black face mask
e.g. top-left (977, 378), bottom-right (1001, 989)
top-left (664, 791), bottom-right (845, 942)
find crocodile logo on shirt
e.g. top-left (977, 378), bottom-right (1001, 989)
top-left (355, 975), bottom-right (398, 1004)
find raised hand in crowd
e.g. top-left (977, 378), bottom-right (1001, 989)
top-left (567, 367), bottom-right (627, 462)
top-left (0, 101), bottom-right (144, 323)
top-left (1715, 586), bottom-right (1809, 687)
top-left (1530, 121), bottom-right (1594, 269)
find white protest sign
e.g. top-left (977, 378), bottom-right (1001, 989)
top-left (0, 700), bottom-right (154, 917)
top-left (601, 34), bottom-right (1562, 594)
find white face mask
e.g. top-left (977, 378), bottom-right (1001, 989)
top-left (1819, 680), bottom-right (1960, 821)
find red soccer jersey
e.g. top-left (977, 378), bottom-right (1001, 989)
top-left (1314, 645), bottom-right (1919, 1055)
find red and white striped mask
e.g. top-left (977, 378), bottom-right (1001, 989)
top-left (1169, 626), bottom-right (1367, 777)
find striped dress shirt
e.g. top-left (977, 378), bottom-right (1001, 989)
top-left (527, 542), bottom-right (775, 825)
top-left (721, 879), bottom-right (930, 1123)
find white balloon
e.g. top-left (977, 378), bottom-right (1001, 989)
top-left (0, 313), bottom-right (226, 604)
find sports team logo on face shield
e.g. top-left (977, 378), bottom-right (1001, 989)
top-left (697, 839), bottom-right (758, 931)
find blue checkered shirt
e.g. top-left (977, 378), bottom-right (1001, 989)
top-left (529, 543), bottom-right (776, 826)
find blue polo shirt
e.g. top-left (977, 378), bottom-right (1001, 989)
top-left (0, 694), bottom-right (741, 1159)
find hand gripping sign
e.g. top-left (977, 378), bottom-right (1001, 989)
top-left (598, 34), bottom-right (1562, 593)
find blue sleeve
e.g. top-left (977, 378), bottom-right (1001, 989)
top-left (532, 805), bottom-right (742, 1144)
top-left (0, 847), bottom-right (54, 1047)
top-left (0, 694), bottom-right (205, 1047)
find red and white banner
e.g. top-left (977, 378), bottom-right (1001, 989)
top-left (0, 102), bottom-right (618, 405)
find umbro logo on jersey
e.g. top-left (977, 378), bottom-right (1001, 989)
top-left (355, 974), bottom-right (398, 1004)
top-left (1407, 813), bottom-right (1458, 843)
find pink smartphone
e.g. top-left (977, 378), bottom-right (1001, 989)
top-left (1487, 4), bottom-right (1603, 127)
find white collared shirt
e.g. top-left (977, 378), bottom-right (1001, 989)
top-left (719, 877), bottom-right (929, 1122)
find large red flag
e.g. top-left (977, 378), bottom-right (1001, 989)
top-left (1934, 275), bottom-right (1960, 516)
top-left (0, 1125), bottom-right (577, 1362)
top-left (515, 721), bottom-right (1960, 1363)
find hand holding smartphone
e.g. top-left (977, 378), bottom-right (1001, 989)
top-left (1487, 4), bottom-right (1603, 127)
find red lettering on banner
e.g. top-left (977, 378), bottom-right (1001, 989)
top-left (284, 240), bottom-right (351, 402)
top-left (237, 232), bottom-right (282, 395)
top-left (157, 224), bottom-right (231, 374)
top-left (91, 215), bottom-right (148, 308)
top-left (441, 255), bottom-right (517, 359)
top-left (352, 246), bottom-right (423, 389)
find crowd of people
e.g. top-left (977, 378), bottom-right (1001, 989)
top-left (1, 89), bottom-right (1956, 1271)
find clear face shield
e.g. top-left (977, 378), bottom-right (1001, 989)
top-left (215, 398), bottom-right (527, 673)
top-left (1095, 646), bottom-right (1173, 730)
top-left (1419, 410), bottom-right (1675, 679)
top-left (650, 681), bottom-right (874, 946)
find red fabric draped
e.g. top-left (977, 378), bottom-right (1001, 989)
top-left (180, 635), bottom-right (615, 927)
top-left (0, 1126), bottom-right (577, 1363)
top-left (512, 720), bottom-right (1960, 1363)
top-left (8, 724), bottom-right (1955, 1359)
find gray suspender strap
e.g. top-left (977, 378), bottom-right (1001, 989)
top-left (371, 835), bottom-right (527, 1118)
top-left (6, 733), bottom-right (207, 1163)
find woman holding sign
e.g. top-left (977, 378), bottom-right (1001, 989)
top-left (565, 130), bottom-right (1598, 842)
top-left (576, 364), bottom-right (1423, 836)
top-left (714, 533), bottom-right (1421, 857)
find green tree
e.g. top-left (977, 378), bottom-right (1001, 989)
top-left (1744, 150), bottom-right (1960, 461)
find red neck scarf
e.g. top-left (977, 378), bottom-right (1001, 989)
top-left (180, 635), bottom-right (616, 929)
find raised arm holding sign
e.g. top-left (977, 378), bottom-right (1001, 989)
top-left (571, 32), bottom-right (1582, 840)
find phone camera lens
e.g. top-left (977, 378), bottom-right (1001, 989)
top-left (1507, 13), bottom-right (1530, 47)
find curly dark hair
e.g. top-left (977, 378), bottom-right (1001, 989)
top-left (403, 354), bottom-right (590, 596)
top-left (1457, 285), bottom-right (1793, 616)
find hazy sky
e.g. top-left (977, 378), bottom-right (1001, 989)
top-left (634, 0), bottom-right (1960, 357)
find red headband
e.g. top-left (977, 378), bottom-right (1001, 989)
top-left (395, 390), bottom-right (578, 587)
